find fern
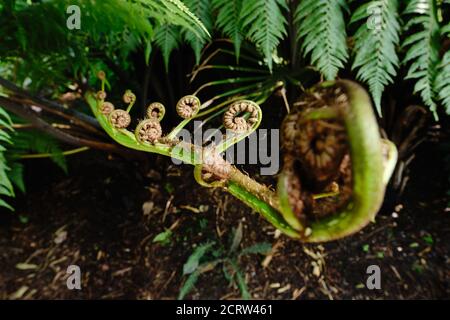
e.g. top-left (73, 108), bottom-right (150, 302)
top-left (153, 24), bottom-right (181, 72)
top-left (0, 107), bottom-right (14, 211)
top-left (11, 131), bottom-right (67, 174)
top-left (183, 0), bottom-right (213, 64)
top-left (212, 0), bottom-right (245, 60)
top-left (351, 0), bottom-right (401, 116)
top-left (0, 0), bottom-right (210, 91)
top-left (295, 0), bottom-right (349, 80)
top-left (241, 0), bottom-right (288, 71)
top-left (435, 21), bottom-right (450, 114)
top-left (137, 0), bottom-right (210, 39)
top-left (402, 0), bottom-right (441, 118)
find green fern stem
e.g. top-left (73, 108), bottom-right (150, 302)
top-left (18, 146), bottom-right (89, 159)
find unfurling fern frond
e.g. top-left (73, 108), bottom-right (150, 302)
top-left (183, 0), bottom-right (213, 64)
top-left (351, 0), bottom-right (400, 116)
top-left (295, 0), bottom-right (349, 80)
top-left (212, 0), bottom-right (245, 60)
top-left (402, 0), bottom-right (441, 118)
top-left (436, 25), bottom-right (450, 114)
top-left (153, 24), bottom-right (181, 72)
top-left (241, 0), bottom-right (288, 71)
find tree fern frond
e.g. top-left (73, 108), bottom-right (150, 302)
top-left (241, 0), bottom-right (288, 71)
top-left (351, 0), bottom-right (401, 116)
top-left (436, 29), bottom-right (450, 114)
top-left (183, 0), bottom-right (213, 64)
top-left (7, 162), bottom-right (25, 194)
top-left (295, 0), bottom-right (349, 80)
top-left (153, 24), bottom-right (181, 72)
top-left (212, 0), bottom-right (245, 60)
top-left (0, 106), bottom-right (14, 210)
top-left (136, 0), bottom-right (210, 39)
top-left (164, 0), bottom-right (211, 38)
top-left (11, 130), bottom-right (67, 174)
top-left (402, 0), bottom-right (441, 117)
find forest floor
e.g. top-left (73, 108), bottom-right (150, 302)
top-left (0, 137), bottom-right (449, 300)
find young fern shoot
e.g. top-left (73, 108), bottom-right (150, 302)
top-left (87, 73), bottom-right (397, 243)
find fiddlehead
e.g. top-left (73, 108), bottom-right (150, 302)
top-left (277, 80), bottom-right (397, 242)
top-left (223, 100), bottom-right (260, 133)
top-left (109, 109), bottom-right (131, 129)
top-left (123, 90), bottom-right (136, 105)
top-left (107, 89), bottom-right (137, 129)
top-left (99, 101), bottom-right (115, 115)
top-left (176, 95), bottom-right (201, 119)
top-left (216, 100), bottom-right (262, 153)
top-left (134, 102), bottom-right (165, 144)
top-left (146, 102), bottom-right (166, 121)
top-left (96, 90), bottom-right (107, 101)
top-left (135, 119), bottom-right (162, 144)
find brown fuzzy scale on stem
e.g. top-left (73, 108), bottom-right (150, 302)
top-left (201, 147), bottom-right (232, 181)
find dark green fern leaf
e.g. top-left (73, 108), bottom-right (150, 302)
top-left (153, 24), bottom-right (181, 72)
top-left (7, 162), bottom-right (25, 194)
top-left (351, 0), bottom-right (401, 116)
top-left (212, 0), bottom-right (246, 60)
top-left (402, 0), bottom-right (441, 117)
top-left (0, 107), bottom-right (14, 210)
top-left (295, 0), bottom-right (349, 80)
top-left (183, 0), bottom-right (213, 64)
top-left (436, 26), bottom-right (450, 114)
top-left (241, 0), bottom-right (288, 71)
top-left (11, 131), bottom-right (67, 174)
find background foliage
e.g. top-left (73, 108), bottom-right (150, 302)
top-left (0, 0), bottom-right (449, 210)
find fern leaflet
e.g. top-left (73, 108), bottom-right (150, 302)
top-left (241, 0), bottom-right (288, 71)
top-left (183, 0), bottom-right (213, 64)
top-left (402, 0), bottom-right (441, 118)
top-left (153, 24), bottom-right (181, 72)
top-left (436, 25), bottom-right (450, 114)
top-left (295, 0), bottom-right (349, 80)
top-left (212, 0), bottom-right (245, 60)
top-left (351, 0), bottom-right (401, 116)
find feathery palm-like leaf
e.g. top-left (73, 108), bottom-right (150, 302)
top-left (153, 24), bottom-right (181, 72)
top-left (436, 24), bottom-right (450, 114)
top-left (212, 0), bottom-right (245, 60)
top-left (0, 107), bottom-right (14, 211)
top-left (241, 0), bottom-right (288, 71)
top-left (295, 0), bottom-right (349, 80)
top-left (183, 0), bottom-right (213, 64)
top-left (402, 0), bottom-right (441, 117)
top-left (351, 0), bottom-right (401, 116)
top-left (137, 0), bottom-right (210, 39)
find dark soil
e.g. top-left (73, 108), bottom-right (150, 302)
top-left (0, 137), bottom-right (449, 299)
